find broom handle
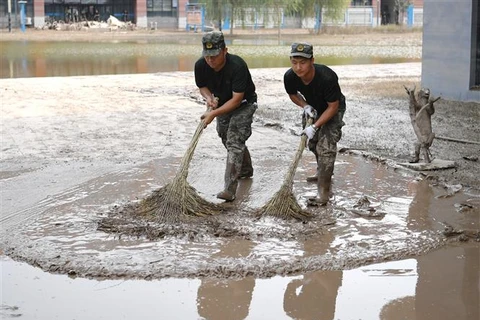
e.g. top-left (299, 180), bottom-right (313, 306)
top-left (177, 107), bottom-right (213, 177)
top-left (283, 118), bottom-right (314, 187)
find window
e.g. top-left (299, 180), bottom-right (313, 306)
top-left (147, 0), bottom-right (177, 17)
top-left (472, 0), bottom-right (480, 88)
top-left (351, 0), bottom-right (373, 6)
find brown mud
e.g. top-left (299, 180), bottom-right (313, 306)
top-left (0, 30), bottom-right (479, 281)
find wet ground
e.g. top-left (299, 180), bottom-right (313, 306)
top-left (2, 150), bottom-right (479, 280)
top-left (1, 30), bottom-right (479, 319)
top-left (3, 244), bottom-right (478, 319)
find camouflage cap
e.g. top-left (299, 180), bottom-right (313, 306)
top-left (202, 31), bottom-right (226, 57)
top-left (290, 42), bottom-right (313, 59)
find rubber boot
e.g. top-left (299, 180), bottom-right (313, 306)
top-left (316, 156), bottom-right (335, 206)
top-left (317, 176), bottom-right (332, 205)
top-left (239, 147), bottom-right (253, 179)
top-left (216, 153), bottom-right (241, 202)
top-left (306, 153), bottom-right (319, 182)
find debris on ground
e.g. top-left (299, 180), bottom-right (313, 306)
top-left (40, 15), bottom-right (136, 31)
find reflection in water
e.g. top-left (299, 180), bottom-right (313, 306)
top-left (413, 246), bottom-right (480, 320)
top-left (197, 239), bottom-right (255, 320)
top-left (284, 270), bottom-right (342, 320)
top-left (336, 259), bottom-right (417, 320)
top-left (284, 232), bottom-right (342, 320)
top-left (198, 277), bottom-right (255, 320)
top-left (8, 54), bottom-right (192, 78)
top-left (1, 41), bottom-right (201, 78)
top-left (407, 179), bottom-right (434, 231)
top-left (1, 40), bottom-right (417, 79)
top-left (4, 246), bottom-right (478, 319)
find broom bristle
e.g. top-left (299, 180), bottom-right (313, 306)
top-left (256, 119), bottom-right (314, 221)
top-left (138, 175), bottom-right (222, 223)
top-left (131, 111), bottom-right (222, 223)
top-left (255, 184), bottom-right (311, 221)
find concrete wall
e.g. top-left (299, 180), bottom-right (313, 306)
top-left (422, 0), bottom-right (480, 102)
top-left (33, 0), bottom-right (44, 28)
top-left (135, 0), bottom-right (147, 28)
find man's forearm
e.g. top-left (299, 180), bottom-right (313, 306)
top-left (289, 94), bottom-right (307, 108)
top-left (313, 102), bottom-right (339, 128)
top-left (209, 94), bottom-right (244, 117)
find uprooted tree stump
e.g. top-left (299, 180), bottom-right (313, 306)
top-left (404, 85), bottom-right (440, 163)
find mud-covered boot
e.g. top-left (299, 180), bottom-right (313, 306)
top-left (317, 177), bottom-right (332, 206)
top-left (239, 147), bottom-right (253, 179)
top-left (315, 155), bottom-right (335, 206)
top-left (217, 157), bottom-right (240, 202)
top-left (306, 153), bottom-right (319, 182)
top-left (216, 189), bottom-right (236, 201)
top-left (216, 177), bottom-right (238, 201)
top-left (307, 177), bottom-right (332, 207)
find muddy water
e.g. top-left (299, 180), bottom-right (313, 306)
top-left (2, 244), bottom-right (478, 319)
top-left (2, 144), bottom-right (479, 319)
top-left (1, 64), bottom-right (477, 319)
top-left (0, 40), bottom-right (418, 78)
top-left (3, 152), bottom-right (479, 279)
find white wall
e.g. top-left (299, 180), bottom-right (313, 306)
top-left (422, 0), bottom-right (480, 102)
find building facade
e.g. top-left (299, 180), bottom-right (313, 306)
top-left (1, 0), bottom-right (424, 30)
top-left (0, 0), bottom-right (188, 29)
top-left (422, 0), bottom-right (479, 102)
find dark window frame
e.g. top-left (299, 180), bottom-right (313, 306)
top-left (350, 0), bottom-right (373, 6)
top-left (147, 0), bottom-right (177, 17)
top-left (472, 0), bottom-right (480, 89)
top-left (147, 0), bottom-right (175, 12)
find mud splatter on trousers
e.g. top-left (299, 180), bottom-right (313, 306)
top-left (303, 110), bottom-right (345, 201)
top-left (216, 102), bottom-right (257, 197)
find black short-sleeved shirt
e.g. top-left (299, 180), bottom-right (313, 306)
top-left (195, 53), bottom-right (257, 107)
top-left (284, 64), bottom-right (346, 115)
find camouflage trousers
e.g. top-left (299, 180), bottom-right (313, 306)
top-left (303, 110), bottom-right (345, 177)
top-left (217, 101), bottom-right (257, 155)
top-left (217, 102), bottom-right (257, 189)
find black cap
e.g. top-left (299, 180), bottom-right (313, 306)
top-left (290, 42), bottom-right (313, 59)
top-left (202, 31), bottom-right (226, 57)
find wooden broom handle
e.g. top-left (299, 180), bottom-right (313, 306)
top-left (283, 117), bottom-right (314, 187)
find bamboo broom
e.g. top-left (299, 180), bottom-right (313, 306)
top-left (133, 107), bottom-right (223, 223)
top-left (255, 118), bottom-right (313, 221)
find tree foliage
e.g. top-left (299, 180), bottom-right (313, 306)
top-left (394, 0), bottom-right (412, 13)
top-left (201, 0), bottom-right (350, 33)
top-left (394, 0), bottom-right (412, 25)
top-left (285, 0), bottom-right (349, 19)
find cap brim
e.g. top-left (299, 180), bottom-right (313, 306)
top-left (290, 53), bottom-right (312, 59)
top-left (203, 49), bottom-right (221, 57)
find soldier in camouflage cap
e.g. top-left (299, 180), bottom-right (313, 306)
top-left (202, 31), bottom-right (225, 57)
top-left (284, 42), bottom-right (347, 206)
top-left (195, 31), bottom-right (258, 202)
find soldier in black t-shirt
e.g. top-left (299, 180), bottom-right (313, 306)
top-left (284, 42), bottom-right (346, 205)
top-left (194, 31), bottom-right (258, 202)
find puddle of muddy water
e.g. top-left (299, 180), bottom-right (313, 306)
top-left (0, 40), bottom-right (419, 78)
top-left (2, 151), bottom-right (479, 280)
top-left (2, 243), bottom-right (478, 320)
